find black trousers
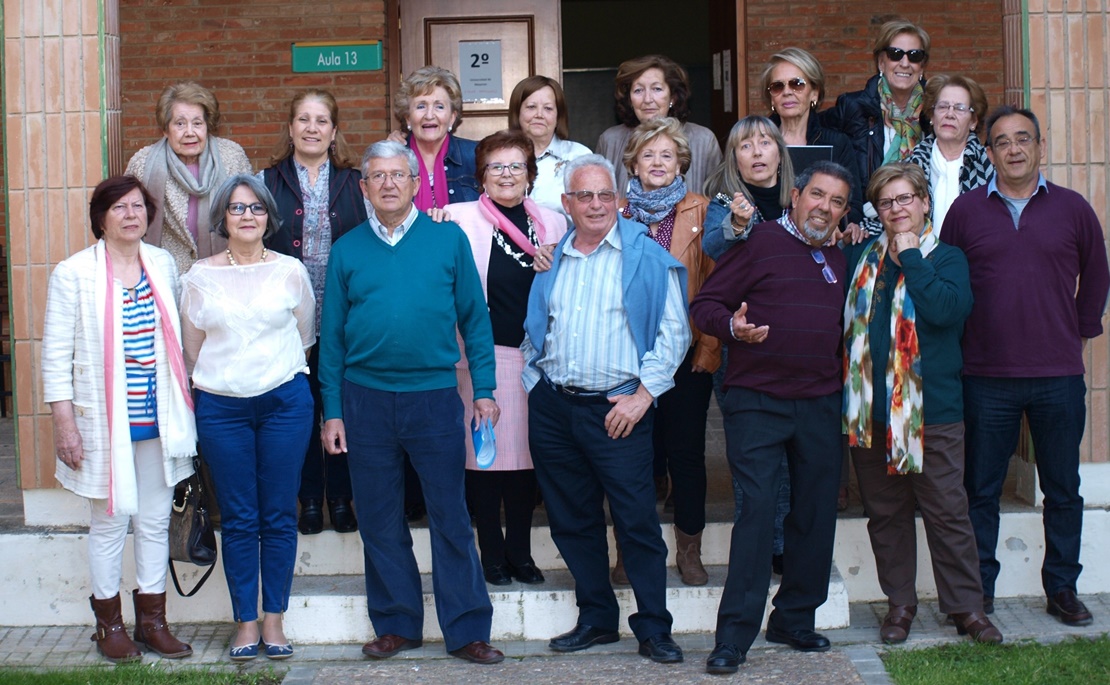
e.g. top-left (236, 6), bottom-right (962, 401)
top-left (715, 387), bottom-right (841, 653)
top-left (653, 347), bottom-right (714, 534)
top-left (299, 343), bottom-right (351, 502)
top-left (529, 379), bottom-right (672, 640)
top-left (465, 469), bottom-right (538, 568)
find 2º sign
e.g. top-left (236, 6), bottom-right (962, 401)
top-left (291, 41), bottom-right (383, 73)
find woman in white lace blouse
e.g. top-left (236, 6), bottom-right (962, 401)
top-left (180, 174), bottom-right (315, 662)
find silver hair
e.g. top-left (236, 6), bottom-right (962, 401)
top-left (562, 154), bottom-right (617, 193)
top-left (361, 140), bottom-right (419, 178)
top-left (209, 173), bottom-right (281, 240)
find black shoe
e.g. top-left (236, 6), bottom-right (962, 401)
top-left (637, 633), bottom-right (683, 664)
top-left (405, 503), bottom-right (426, 523)
top-left (298, 499), bottom-right (323, 535)
top-left (771, 554), bottom-right (784, 576)
top-left (1047, 590), bottom-right (1094, 626)
top-left (507, 561), bottom-right (545, 584)
top-left (706, 642), bottom-right (744, 674)
top-left (548, 624), bottom-right (620, 652)
top-left (483, 564), bottom-right (512, 586)
top-left (327, 498), bottom-right (358, 533)
top-left (765, 624), bottom-right (831, 652)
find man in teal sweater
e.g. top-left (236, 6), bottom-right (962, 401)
top-left (320, 140), bottom-right (504, 665)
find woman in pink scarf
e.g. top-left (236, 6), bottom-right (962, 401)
top-left (42, 176), bottom-right (197, 663)
top-left (448, 129), bottom-right (567, 586)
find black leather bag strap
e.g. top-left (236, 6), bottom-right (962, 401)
top-left (170, 558), bottom-right (216, 598)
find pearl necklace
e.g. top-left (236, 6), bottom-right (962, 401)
top-left (226, 247), bottom-right (267, 266)
top-left (492, 216), bottom-right (538, 268)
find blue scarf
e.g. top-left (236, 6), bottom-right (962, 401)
top-left (625, 176), bottom-right (688, 225)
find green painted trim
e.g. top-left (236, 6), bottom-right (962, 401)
top-left (1022, 0), bottom-right (1031, 106)
top-left (98, 0), bottom-right (109, 177)
top-left (0, 0), bottom-right (18, 446)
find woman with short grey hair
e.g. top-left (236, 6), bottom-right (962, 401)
top-left (180, 174), bottom-right (316, 662)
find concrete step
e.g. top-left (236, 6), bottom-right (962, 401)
top-left (5, 509), bottom-right (1109, 632)
top-left (283, 564), bottom-right (850, 644)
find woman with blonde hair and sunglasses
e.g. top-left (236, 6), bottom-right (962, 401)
top-left (761, 47), bottom-right (863, 223)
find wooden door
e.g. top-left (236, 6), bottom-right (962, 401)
top-left (398, 0), bottom-right (562, 142)
top-left (706, 0), bottom-right (746, 141)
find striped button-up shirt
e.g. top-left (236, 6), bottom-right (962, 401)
top-left (524, 225), bottom-right (689, 399)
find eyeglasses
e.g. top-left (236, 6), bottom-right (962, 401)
top-left (875, 193), bottom-right (918, 212)
top-left (366, 171), bottom-right (414, 185)
top-left (882, 47), bottom-right (928, 63)
top-left (811, 249), bottom-right (837, 284)
top-left (485, 162), bottom-right (528, 176)
top-left (227, 202), bottom-right (268, 216)
top-left (767, 77), bottom-right (807, 96)
top-left (934, 102), bottom-right (973, 115)
top-left (566, 190), bottom-right (617, 204)
top-left (990, 134), bottom-right (1037, 152)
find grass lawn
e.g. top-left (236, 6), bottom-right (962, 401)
top-left (884, 634), bottom-right (1110, 685)
top-left (0, 664), bottom-right (285, 685)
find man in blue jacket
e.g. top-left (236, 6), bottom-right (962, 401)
top-left (522, 154), bottom-right (691, 665)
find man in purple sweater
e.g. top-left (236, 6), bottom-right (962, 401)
top-left (691, 160), bottom-right (853, 674)
top-left (943, 106), bottom-right (1110, 627)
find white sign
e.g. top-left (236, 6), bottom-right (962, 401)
top-left (459, 40), bottom-right (503, 103)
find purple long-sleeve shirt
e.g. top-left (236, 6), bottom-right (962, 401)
top-left (943, 181), bottom-right (1110, 377)
top-left (691, 221), bottom-right (847, 400)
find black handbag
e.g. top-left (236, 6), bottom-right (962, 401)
top-left (168, 458), bottom-right (218, 597)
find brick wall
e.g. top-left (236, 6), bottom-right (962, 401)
top-left (118, 0), bottom-right (391, 172)
top-left (743, 3), bottom-right (1005, 119)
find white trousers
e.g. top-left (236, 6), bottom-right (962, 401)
top-left (88, 438), bottom-right (174, 599)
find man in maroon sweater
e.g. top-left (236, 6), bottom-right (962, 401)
top-left (691, 160), bottom-right (853, 674)
top-left (943, 106), bottom-right (1110, 627)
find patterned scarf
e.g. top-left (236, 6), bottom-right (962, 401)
top-left (906, 133), bottom-right (994, 196)
top-left (842, 220), bottom-right (938, 474)
top-left (878, 76), bottom-right (924, 164)
top-left (624, 176), bottom-right (687, 226)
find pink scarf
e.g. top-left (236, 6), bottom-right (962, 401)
top-left (102, 249), bottom-right (193, 515)
top-left (411, 134), bottom-right (450, 211)
top-left (478, 193), bottom-right (548, 256)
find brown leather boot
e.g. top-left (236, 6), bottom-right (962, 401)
top-left (132, 589), bottom-right (193, 658)
top-left (674, 528), bottom-right (708, 586)
top-left (610, 539), bottom-right (629, 586)
top-left (89, 594), bottom-right (141, 663)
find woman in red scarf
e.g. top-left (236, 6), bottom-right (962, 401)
top-left (448, 130), bottom-right (567, 586)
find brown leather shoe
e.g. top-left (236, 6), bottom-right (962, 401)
top-left (132, 590), bottom-right (192, 658)
top-left (89, 594), bottom-right (142, 663)
top-left (879, 604), bottom-right (916, 644)
top-left (953, 611), bottom-right (1003, 644)
top-left (1047, 590), bottom-right (1094, 626)
top-left (362, 634), bottom-right (423, 658)
top-left (674, 528), bottom-right (708, 586)
top-left (450, 640), bottom-right (505, 664)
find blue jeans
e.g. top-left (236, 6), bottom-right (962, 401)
top-left (963, 375), bottom-right (1086, 598)
top-left (196, 374), bottom-right (313, 622)
top-left (343, 381), bottom-right (491, 651)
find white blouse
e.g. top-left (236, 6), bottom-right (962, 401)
top-left (181, 253), bottom-right (315, 398)
top-left (929, 141), bottom-right (964, 235)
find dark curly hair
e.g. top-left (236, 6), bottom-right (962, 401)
top-left (613, 55), bottom-right (691, 127)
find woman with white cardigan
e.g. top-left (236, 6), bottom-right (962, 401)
top-left (42, 175), bottom-right (197, 663)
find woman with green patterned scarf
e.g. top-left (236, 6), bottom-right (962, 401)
top-left (819, 19), bottom-right (932, 216)
top-left (842, 163), bottom-right (1000, 647)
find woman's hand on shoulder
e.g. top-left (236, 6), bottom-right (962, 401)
top-left (386, 130), bottom-right (408, 145)
top-left (426, 207), bottom-right (452, 223)
top-left (533, 244), bottom-right (555, 272)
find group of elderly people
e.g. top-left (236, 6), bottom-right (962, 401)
top-left (42, 16), bottom-right (1107, 675)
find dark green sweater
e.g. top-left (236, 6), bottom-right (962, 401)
top-left (319, 213), bottom-right (496, 420)
top-left (844, 237), bottom-right (973, 425)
